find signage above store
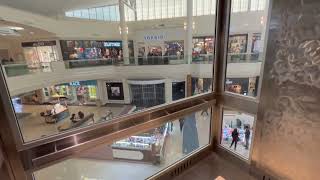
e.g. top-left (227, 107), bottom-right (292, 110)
top-left (104, 41), bottom-right (122, 47)
top-left (21, 41), bottom-right (56, 47)
top-left (144, 35), bottom-right (165, 41)
top-left (69, 81), bottom-right (80, 86)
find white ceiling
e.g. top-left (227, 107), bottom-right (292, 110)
top-left (0, 20), bottom-right (56, 40)
top-left (0, 0), bottom-right (117, 17)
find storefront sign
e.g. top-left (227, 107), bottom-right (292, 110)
top-left (144, 35), bottom-right (165, 41)
top-left (21, 41), bottom-right (56, 47)
top-left (104, 41), bottom-right (122, 47)
top-left (69, 81), bottom-right (80, 86)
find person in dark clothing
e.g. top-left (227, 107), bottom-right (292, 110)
top-left (245, 126), bottom-right (251, 149)
top-left (179, 118), bottom-right (184, 132)
top-left (230, 128), bottom-right (239, 150)
top-left (70, 113), bottom-right (78, 123)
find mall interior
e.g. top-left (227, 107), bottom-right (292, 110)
top-left (0, 0), bottom-right (319, 180)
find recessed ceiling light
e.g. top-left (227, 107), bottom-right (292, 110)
top-left (9, 26), bottom-right (24, 31)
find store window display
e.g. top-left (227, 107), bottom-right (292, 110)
top-left (228, 34), bottom-right (248, 61)
top-left (49, 80), bottom-right (97, 106)
top-left (225, 77), bottom-right (259, 97)
top-left (146, 46), bottom-right (165, 65)
top-left (60, 40), bottom-right (134, 61)
top-left (192, 37), bottom-right (214, 62)
top-left (220, 110), bottom-right (255, 159)
top-left (192, 77), bottom-right (212, 95)
top-left (22, 41), bottom-right (58, 72)
top-left (15, 80), bottom-right (98, 106)
top-left (164, 41), bottom-right (184, 60)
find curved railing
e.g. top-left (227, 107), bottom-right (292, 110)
top-left (1, 53), bottom-right (262, 77)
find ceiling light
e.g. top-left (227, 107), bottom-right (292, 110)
top-left (29, 32), bottom-right (35, 35)
top-left (9, 26), bottom-right (24, 31)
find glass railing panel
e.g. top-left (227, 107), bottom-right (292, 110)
top-left (2, 62), bottom-right (53, 77)
top-left (225, 0), bottom-right (269, 97)
top-left (32, 109), bottom-right (211, 180)
top-left (220, 109), bottom-right (255, 160)
top-left (1, 0), bottom-right (217, 145)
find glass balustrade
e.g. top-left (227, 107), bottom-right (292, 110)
top-left (1, 53), bottom-right (262, 77)
top-left (2, 62), bottom-right (53, 77)
top-left (32, 109), bottom-right (211, 180)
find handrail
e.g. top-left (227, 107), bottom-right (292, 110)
top-left (20, 92), bottom-right (216, 172)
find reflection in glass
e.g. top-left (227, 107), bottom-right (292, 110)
top-left (225, 0), bottom-right (269, 97)
top-left (220, 109), bottom-right (254, 159)
top-left (33, 110), bottom-right (211, 180)
top-left (4, 0), bottom-right (215, 143)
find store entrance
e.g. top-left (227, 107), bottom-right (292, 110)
top-left (129, 80), bottom-right (165, 108)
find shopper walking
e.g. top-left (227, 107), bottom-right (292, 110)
top-left (245, 126), bottom-right (251, 149)
top-left (229, 128), bottom-right (239, 150)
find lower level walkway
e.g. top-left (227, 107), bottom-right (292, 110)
top-left (174, 152), bottom-right (256, 180)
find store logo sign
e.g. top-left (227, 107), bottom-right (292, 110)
top-left (104, 42), bottom-right (121, 47)
top-left (69, 81), bottom-right (80, 86)
top-left (144, 35), bottom-right (165, 41)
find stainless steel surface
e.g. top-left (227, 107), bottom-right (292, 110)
top-left (212, 0), bottom-right (232, 145)
top-left (252, 0), bottom-right (320, 179)
top-left (213, 0), bottom-right (231, 95)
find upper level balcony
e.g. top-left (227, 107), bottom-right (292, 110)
top-left (2, 54), bottom-right (263, 96)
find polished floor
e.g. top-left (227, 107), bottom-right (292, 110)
top-left (220, 140), bottom-right (250, 159)
top-left (174, 152), bottom-right (257, 180)
top-left (17, 104), bottom-right (127, 142)
top-left (33, 111), bottom-right (211, 180)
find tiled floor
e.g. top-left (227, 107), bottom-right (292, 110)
top-left (174, 152), bottom-right (257, 180)
top-left (33, 111), bottom-right (211, 180)
top-left (17, 104), bottom-right (127, 142)
top-left (220, 140), bottom-right (250, 159)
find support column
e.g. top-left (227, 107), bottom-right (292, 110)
top-left (165, 79), bottom-right (173, 103)
top-left (122, 79), bottom-right (131, 104)
top-left (186, 0), bottom-right (193, 64)
top-left (119, 0), bottom-right (130, 64)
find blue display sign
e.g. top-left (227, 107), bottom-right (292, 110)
top-left (104, 41), bottom-right (122, 47)
top-left (69, 81), bottom-right (81, 86)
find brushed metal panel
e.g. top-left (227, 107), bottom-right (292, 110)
top-left (253, 0), bottom-right (320, 179)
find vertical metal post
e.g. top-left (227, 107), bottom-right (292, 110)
top-left (212, 0), bottom-right (231, 146)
